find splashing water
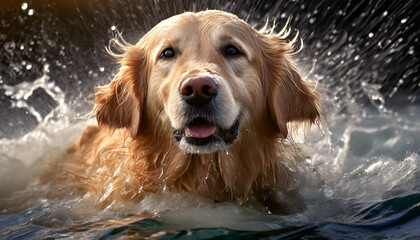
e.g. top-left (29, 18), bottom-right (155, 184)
top-left (1, 0), bottom-right (419, 239)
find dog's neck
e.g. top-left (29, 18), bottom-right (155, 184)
top-left (129, 122), bottom-right (301, 204)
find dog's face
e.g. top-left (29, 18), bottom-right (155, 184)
top-left (94, 10), bottom-right (323, 154)
top-left (147, 11), bottom-right (264, 153)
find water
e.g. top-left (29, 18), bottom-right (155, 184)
top-left (1, 0), bottom-right (419, 239)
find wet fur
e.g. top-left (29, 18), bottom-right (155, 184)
top-left (52, 10), bottom-right (324, 209)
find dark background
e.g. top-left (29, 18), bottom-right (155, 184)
top-left (1, 0), bottom-right (419, 138)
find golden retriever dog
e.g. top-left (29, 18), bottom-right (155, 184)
top-left (53, 10), bottom-right (323, 211)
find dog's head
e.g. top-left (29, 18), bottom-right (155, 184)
top-left (94, 10), bottom-right (323, 154)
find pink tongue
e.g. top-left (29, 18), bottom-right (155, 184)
top-left (186, 124), bottom-right (217, 138)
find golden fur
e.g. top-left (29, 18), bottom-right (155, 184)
top-left (54, 10), bottom-right (324, 209)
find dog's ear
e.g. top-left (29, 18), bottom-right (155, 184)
top-left (93, 45), bottom-right (147, 138)
top-left (261, 34), bottom-right (323, 138)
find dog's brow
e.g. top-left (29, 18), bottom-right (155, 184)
top-left (219, 35), bottom-right (240, 45)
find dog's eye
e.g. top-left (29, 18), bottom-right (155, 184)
top-left (160, 48), bottom-right (175, 59)
top-left (225, 45), bottom-right (241, 56)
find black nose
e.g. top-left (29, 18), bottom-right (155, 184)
top-left (180, 76), bottom-right (218, 106)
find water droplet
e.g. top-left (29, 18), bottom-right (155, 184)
top-left (354, 55), bottom-right (360, 61)
top-left (4, 41), bottom-right (16, 54)
top-left (21, 3), bottom-right (28, 10)
top-left (309, 18), bottom-right (315, 24)
top-left (305, 157), bottom-right (312, 164)
top-left (368, 32), bottom-right (374, 38)
top-left (17, 101), bottom-right (25, 108)
top-left (401, 18), bottom-right (407, 24)
top-left (408, 46), bottom-right (414, 55)
top-left (43, 63), bottom-right (50, 73)
top-left (382, 11), bottom-right (388, 17)
top-left (28, 9), bottom-right (34, 16)
top-left (99, 67), bottom-right (105, 72)
top-left (111, 25), bottom-right (116, 31)
top-left (26, 64), bottom-right (32, 70)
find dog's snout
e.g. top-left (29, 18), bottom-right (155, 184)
top-left (180, 76), bottom-right (218, 106)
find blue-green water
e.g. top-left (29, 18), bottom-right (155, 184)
top-left (1, 191), bottom-right (420, 239)
top-left (1, 0), bottom-right (419, 239)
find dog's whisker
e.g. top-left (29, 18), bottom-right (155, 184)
top-left (287, 30), bottom-right (302, 56)
top-left (269, 18), bottom-right (277, 35)
top-left (276, 17), bottom-right (291, 38)
top-left (259, 17), bottom-right (271, 34)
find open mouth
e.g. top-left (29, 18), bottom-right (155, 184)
top-left (185, 118), bottom-right (217, 139)
top-left (172, 116), bottom-right (241, 152)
